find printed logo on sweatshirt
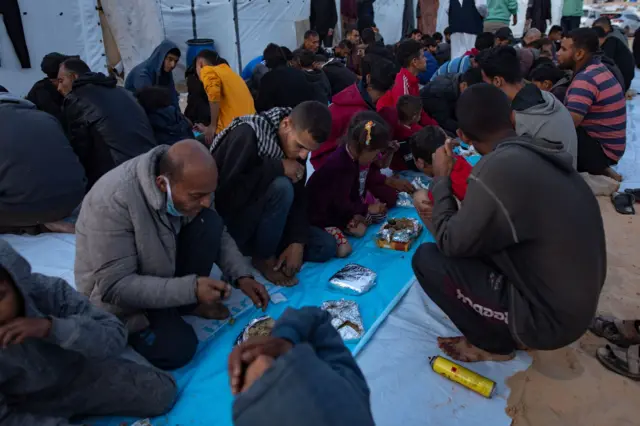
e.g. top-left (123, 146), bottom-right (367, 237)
top-left (456, 289), bottom-right (509, 325)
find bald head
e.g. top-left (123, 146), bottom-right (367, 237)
top-left (156, 140), bottom-right (218, 217)
top-left (523, 29), bottom-right (542, 46)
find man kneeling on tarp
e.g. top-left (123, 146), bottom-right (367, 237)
top-left (0, 240), bottom-right (177, 424)
top-left (412, 83), bottom-right (606, 362)
top-left (75, 140), bottom-right (269, 370)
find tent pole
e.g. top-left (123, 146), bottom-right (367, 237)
top-left (190, 0), bottom-right (197, 39)
top-left (232, 0), bottom-right (243, 72)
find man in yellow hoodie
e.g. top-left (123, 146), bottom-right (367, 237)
top-left (196, 50), bottom-right (256, 145)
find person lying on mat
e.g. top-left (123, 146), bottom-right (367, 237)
top-left (412, 83), bottom-right (606, 362)
top-left (211, 101), bottom-right (336, 287)
top-left (229, 307), bottom-right (375, 426)
top-left (75, 140), bottom-right (269, 370)
top-left (0, 240), bottom-right (177, 425)
top-left (306, 112), bottom-right (391, 258)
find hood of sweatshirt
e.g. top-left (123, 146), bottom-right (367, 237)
top-left (0, 92), bottom-right (36, 110)
top-left (512, 83), bottom-right (557, 115)
top-left (331, 82), bottom-right (370, 109)
top-left (496, 134), bottom-right (574, 173)
top-left (302, 69), bottom-right (326, 85)
top-left (0, 240), bottom-right (41, 319)
top-left (72, 72), bottom-right (118, 90)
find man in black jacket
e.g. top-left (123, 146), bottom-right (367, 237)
top-left (593, 26), bottom-right (634, 91)
top-left (211, 102), bottom-right (335, 286)
top-left (26, 52), bottom-right (76, 123)
top-left (310, 0), bottom-right (338, 48)
top-left (292, 49), bottom-right (332, 105)
top-left (0, 91), bottom-right (86, 234)
top-left (412, 84), bottom-right (605, 362)
top-left (419, 67), bottom-right (483, 134)
top-left (322, 56), bottom-right (358, 96)
top-left (58, 58), bottom-right (157, 189)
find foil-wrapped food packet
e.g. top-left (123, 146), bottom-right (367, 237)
top-left (329, 264), bottom-right (377, 295)
top-left (412, 176), bottom-right (431, 191)
top-left (397, 191), bottom-right (414, 208)
top-left (235, 316), bottom-right (275, 345)
top-left (322, 300), bottom-right (365, 342)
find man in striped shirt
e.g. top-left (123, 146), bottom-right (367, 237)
top-left (558, 28), bottom-right (626, 181)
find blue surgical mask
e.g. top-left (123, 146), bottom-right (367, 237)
top-left (162, 176), bottom-right (183, 217)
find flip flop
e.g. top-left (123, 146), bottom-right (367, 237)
top-left (596, 344), bottom-right (640, 380)
top-left (611, 192), bottom-right (635, 215)
top-left (590, 316), bottom-right (640, 348)
top-left (624, 188), bottom-right (640, 203)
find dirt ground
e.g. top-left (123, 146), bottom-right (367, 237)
top-left (506, 198), bottom-right (640, 426)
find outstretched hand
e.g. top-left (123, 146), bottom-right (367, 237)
top-left (237, 278), bottom-right (270, 311)
top-left (0, 318), bottom-right (51, 348)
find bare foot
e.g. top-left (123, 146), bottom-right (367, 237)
top-left (192, 303), bottom-right (230, 320)
top-left (437, 336), bottom-right (515, 362)
top-left (252, 258), bottom-right (298, 287)
top-left (43, 221), bottom-right (75, 234)
top-left (604, 167), bottom-right (623, 182)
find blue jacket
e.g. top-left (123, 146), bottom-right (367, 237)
top-left (233, 307), bottom-right (375, 426)
top-left (241, 55), bottom-right (264, 81)
top-left (146, 105), bottom-right (194, 146)
top-left (418, 51), bottom-right (439, 85)
top-left (125, 40), bottom-right (180, 106)
top-left (431, 55), bottom-right (472, 81)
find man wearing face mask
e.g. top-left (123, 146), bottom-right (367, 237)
top-left (75, 140), bottom-right (269, 370)
top-left (211, 102), bottom-right (335, 287)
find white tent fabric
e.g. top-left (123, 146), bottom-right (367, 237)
top-left (0, 0), bottom-right (107, 96)
top-left (374, 0), bottom-right (419, 45)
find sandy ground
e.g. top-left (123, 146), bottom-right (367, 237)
top-left (506, 198), bottom-right (640, 426)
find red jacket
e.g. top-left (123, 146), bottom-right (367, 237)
top-left (427, 154), bottom-right (472, 202)
top-left (376, 68), bottom-right (437, 127)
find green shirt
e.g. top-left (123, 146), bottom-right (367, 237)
top-left (485, 0), bottom-right (518, 23)
top-left (562, 0), bottom-right (584, 17)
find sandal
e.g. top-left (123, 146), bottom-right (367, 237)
top-left (624, 188), bottom-right (640, 203)
top-left (590, 316), bottom-right (640, 347)
top-left (611, 192), bottom-right (635, 215)
top-left (596, 344), bottom-right (640, 380)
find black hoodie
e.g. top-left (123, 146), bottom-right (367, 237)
top-left (301, 69), bottom-right (332, 105)
top-left (62, 73), bottom-right (157, 189)
top-left (430, 135), bottom-right (605, 350)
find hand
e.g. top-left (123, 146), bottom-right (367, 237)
top-left (368, 202), bottom-right (387, 215)
top-left (193, 123), bottom-right (207, 134)
top-left (282, 159), bottom-right (305, 183)
top-left (432, 138), bottom-right (459, 177)
top-left (275, 243), bottom-right (304, 277)
top-left (328, 28), bottom-right (334, 36)
top-left (0, 318), bottom-right (51, 348)
top-left (228, 336), bottom-right (293, 395)
top-left (513, 15), bottom-right (518, 26)
top-left (196, 277), bottom-right (232, 305)
top-left (415, 200), bottom-right (433, 223)
top-left (204, 125), bottom-right (216, 146)
top-left (237, 278), bottom-right (270, 311)
top-left (386, 176), bottom-right (415, 193)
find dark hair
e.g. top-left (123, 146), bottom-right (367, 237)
top-left (477, 46), bottom-right (521, 84)
top-left (409, 125), bottom-right (446, 163)
top-left (397, 95), bottom-right (422, 122)
top-left (530, 38), bottom-right (553, 49)
top-left (345, 111), bottom-right (391, 152)
top-left (346, 24), bottom-right (358, 35)
top-left (456, 83), bottom-right (512, 141)
top-left (136, 86), bottom-right (173, 112)
top-left (41, 52), bottom-right (78, 79)
top-left (361, 28), bottom-right (377, 45)
top-left (460, 67), bottom-right (484, 85)
top-left (593, 17), bottom-right (613, 30)
top-left (529, 57), bottom-right (554, 76)
top-left (293, 49), bottom-right (316, 68)
top-left (593, 26), bottom-right (607, 39)
top-left (338, 39), bottom-right (354, 51)
top-left (549, 25), bottom-right (563, 35)
top-left (289, 101), bottom-right (332, 144)
top-left (196, 49), bottom-right (228, 66)
top-left (421, 35), bottom-right (437, 48)
top-left (167, 48), bottom-right (181, 58)
top-left (304, 30), bottom-right (319, 39)
top-left (567, 28), bottom-right (599, 54)
top-left (409, 29), bottom-right (422, 37)
top-left (361, 55), bottom-right (397, 92)
top-left (281, 46), bottom-right (293, 61)
top-left (433, 32), bottom-right (443, 42)
top-left (444, 27), bottom-right (452, 36)
top-left (61, 58), bottom-right (91, 75)
top-left (475, 32), bottom-right (496, 51)
top-left (529, 65), bottom-right (567, 85)
top-left (396, 39), bottom-right (423, 68)
top-left (264, 43), bottom-right (288, 69)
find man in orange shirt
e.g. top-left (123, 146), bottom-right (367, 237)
top-left (196, 50), bottom-right (256, 145)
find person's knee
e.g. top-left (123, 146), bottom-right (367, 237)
top-left (412, 243), bottom-right (443, 277)
top-left (145, 370), bottom-right (179, 416)
top-left (267, 176), bottom-right (294, 206)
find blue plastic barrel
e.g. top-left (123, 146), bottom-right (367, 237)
top-left (186, 38), bottom-right (215, 66)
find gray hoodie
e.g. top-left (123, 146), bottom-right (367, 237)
top-left (75, 145), bottom-right (252, 332)
top-left (512, 83), bottom-right (578, 168)
top-left (0, 240), bottom-right (127, 425)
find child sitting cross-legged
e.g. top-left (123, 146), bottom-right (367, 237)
top-left (307, 111), bottom-right (391, 257)
top-left (409, 126), bottom-right (473, 221)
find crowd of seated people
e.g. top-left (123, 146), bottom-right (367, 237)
top-left (0, 22), bottom-right (628, 424)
